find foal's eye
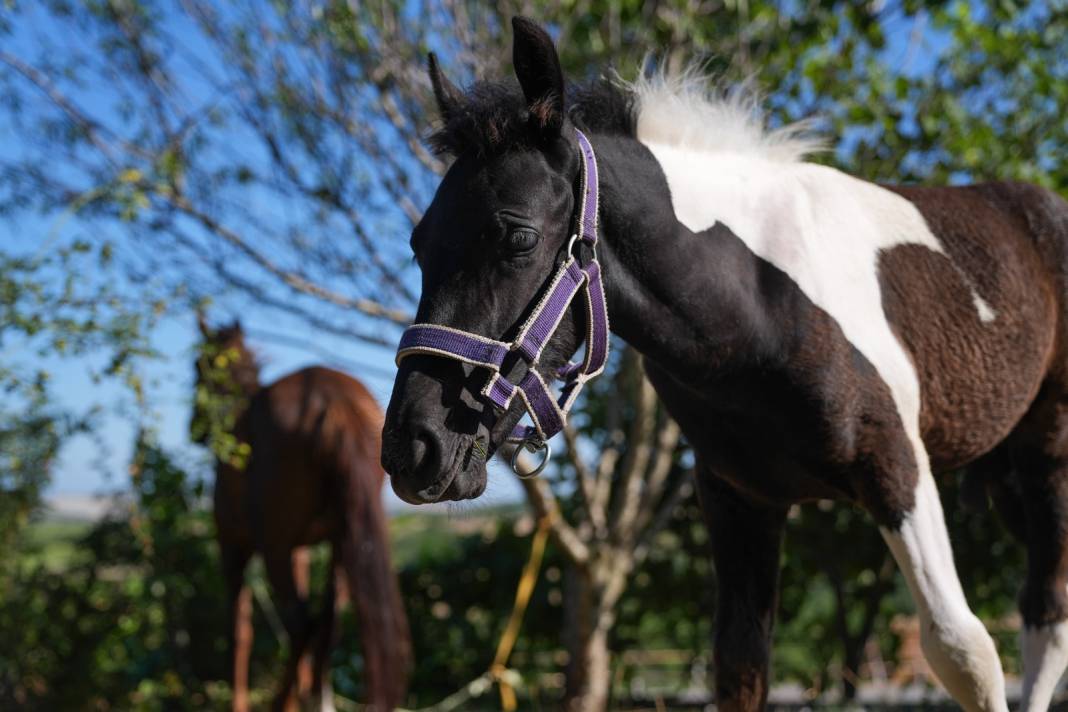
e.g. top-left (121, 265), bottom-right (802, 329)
top-left (506, 228), bottom-right (540, 254)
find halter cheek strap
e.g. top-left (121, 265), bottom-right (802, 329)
top-left (395, 129), bottom-right (610, 454)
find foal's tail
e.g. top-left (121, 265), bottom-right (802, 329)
top-left (326, 400), bottom-right (411, 711)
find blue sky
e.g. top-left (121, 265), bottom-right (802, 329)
top-left (0, 2), bottom-right (528, 512)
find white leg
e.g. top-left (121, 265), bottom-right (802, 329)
top-left (881, 471), bottom-right (1008, 712)
top-left (1021, 620), bottom-right (1068, 711)
top-left (315, 678), bottom-right (337, 712)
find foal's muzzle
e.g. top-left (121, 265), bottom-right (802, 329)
top-left (382, 362), bottom-right (492, 503)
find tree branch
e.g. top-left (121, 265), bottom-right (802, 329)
top-left (563, 422), bottom-right (605, 536)
top-left (631, 418), bottom-right (682, 539)
top-left (609, 361), bottom-right (658, 542)
top-left (632, 473), bottom-right (694, 568)
top-left (512, 453), bottom-right (590, 567)
top-left (160, 191), bottom-right (412, 325)
top-left (0, 51), bottom-right (152, 163)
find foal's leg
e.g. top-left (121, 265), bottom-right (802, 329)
top-left (696, 473), bottom-right (788, 712)
top-left (1011, 450), bottom-right (1068, 712)
top-left (876, 465), bottom-right (1008, 712)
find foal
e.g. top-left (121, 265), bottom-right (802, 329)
top-left (194, 319), bottom-right (410, 711)
top-left (382, 17), bottom-right (1068, 712)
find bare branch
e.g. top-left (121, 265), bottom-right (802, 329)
top-left (609, 361), bottom-right (658, 541)
top-left (160, 224), bottom-right (398, 348)
top-left (631, 418), bottom-right (682, 539)
top-left (511, 450), bottom-right (590, 567)
top-left (0, 51), bottom-right (152, 163)
top-left (590, 378), bottom-right (626, 523)
top-left (161, 192), bottom-right (412, 325)
top-left (632, 474), bottom-right (694, 568)
top-left (563, 423), bottom-right (604, 535)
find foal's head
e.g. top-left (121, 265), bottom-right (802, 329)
top-left (190, 314), bottom-right (260, 447)
top-left (382, 18), bottom-right (590, 503)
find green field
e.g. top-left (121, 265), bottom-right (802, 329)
top-left (20, 518), bottom-right (91, 571)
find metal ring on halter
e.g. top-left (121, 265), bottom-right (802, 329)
top-left (510, 437), bottom-right (551, 479)
top-left (566, 233), bottom-right (579, 254)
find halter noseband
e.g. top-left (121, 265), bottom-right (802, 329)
top-left (395, 129), bottom-right (610, 477)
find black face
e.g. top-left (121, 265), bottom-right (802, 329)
top-left (382, 18), bottom-right (586, 503)
top-left (383, 140), bottom-right (587, 503)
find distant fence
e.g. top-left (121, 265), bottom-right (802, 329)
top-left (511, 634), bottom-right (1068, 712)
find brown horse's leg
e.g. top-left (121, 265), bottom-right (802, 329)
top-left (265, 545), bottom-right (315, 712)
top-left (697, 471), bottom-right (788, 712)
top-left (311, 552), bottom-right (340, 712)
top-left (222, 545), bottom-right (254, 712)
top-left (292, 546), bottom-right (315, 699)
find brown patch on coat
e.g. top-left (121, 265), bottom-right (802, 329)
top-left (888, 182), bottom-right (1068, 628)
top-left (880, 184), bottom-right (1058, 471)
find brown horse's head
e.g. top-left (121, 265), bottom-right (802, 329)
top-left (190, 313), bottom-right (261, 446)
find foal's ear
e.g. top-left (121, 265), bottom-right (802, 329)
top-left (427, 52), bottom-right (462, 122)
top-left (511, 16), bottom-right (565, 133)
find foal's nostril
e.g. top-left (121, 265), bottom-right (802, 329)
top-left (410, 432), bottom-right (431, 474)
top-left (409, 429), bottom-right (444, 478)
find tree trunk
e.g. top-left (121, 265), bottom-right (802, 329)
top-left (562, 565), bottom-right (617, 712)
top-left (565, 620), bottom-right (612, 712)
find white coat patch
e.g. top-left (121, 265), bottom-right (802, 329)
top-left (974, 293), bottom-right (997, 323)
top-left (639, 141), bottom-right (940, 454)
top-left (1021, 621), bottom-right (1068, 712)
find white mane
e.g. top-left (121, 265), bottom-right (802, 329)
top-left (626, 67), bottom-right (824, 164)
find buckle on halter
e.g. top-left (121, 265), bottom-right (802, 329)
top-left (510, 436), bottom-right (551, 479)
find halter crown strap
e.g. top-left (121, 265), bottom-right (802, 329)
top-left (396, 128), bottom-right (609, 447)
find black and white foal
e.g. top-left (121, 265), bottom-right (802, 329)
top-left (382, 17), bottom-right (1068, 712)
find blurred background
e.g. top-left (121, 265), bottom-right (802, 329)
top-left (1, 0), bottom-right (1066, 709)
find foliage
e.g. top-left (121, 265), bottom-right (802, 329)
top-left (0, 438), bottom-right (236, 710)
top-left (0, 410), bottom-right (64, 554)
top-left (190, 338), bottom-right (253, 470)
top-left (0, 220), bottom-right (168, 561)
top-left (0, 242), bottom-right (162, 402)
top-left (0, 439), bottom-right (714, 710)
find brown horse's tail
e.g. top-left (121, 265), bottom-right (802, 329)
top-left (327, 401), bottom-right (411, 710)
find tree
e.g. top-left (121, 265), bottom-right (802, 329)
top-left (0, 227), bottom-right (162, 570)
top-left (514, 346), bottom-right (689, 711)
top-left (0, 437), bottom-right (232, 709)
top-left (0, 0), bottom-right (935, 343)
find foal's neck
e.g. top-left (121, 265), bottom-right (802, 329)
top-left (592, 133), bottom-right (775, 379)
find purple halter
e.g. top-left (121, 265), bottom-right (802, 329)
top-left (395, 129), bottom-right (610, 476)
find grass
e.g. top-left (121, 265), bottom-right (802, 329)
top-left (388, 502), bottom-right (525, 568)
top-left (20, 518), bottom-right (91, 570)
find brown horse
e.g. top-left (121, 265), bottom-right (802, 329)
top-left (193, 318), bottom-right (410, 712)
